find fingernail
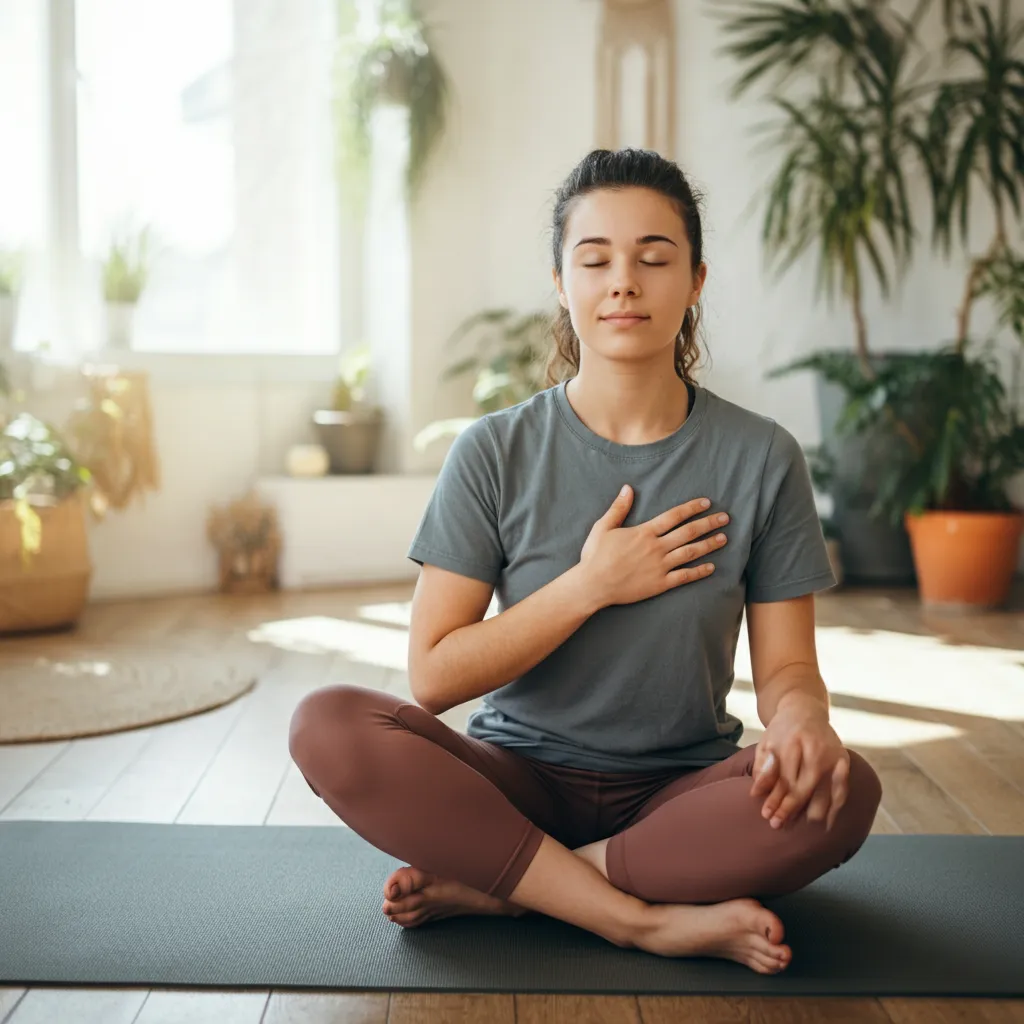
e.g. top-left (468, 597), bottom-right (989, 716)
top-left (771, 818), bottom-right (782, 828)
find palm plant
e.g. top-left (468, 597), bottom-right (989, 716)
top-left (724, 0), bottom-right (1024, 528)
top-left (717, 0), bottom-right (926, 375)
top-left (921, 0), bottom-right (1024, 347)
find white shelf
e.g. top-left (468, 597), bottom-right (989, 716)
top-left (255, 474), bottom-right (438, 589)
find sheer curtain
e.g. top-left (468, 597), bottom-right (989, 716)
top-left (1, 0), bottom-right (341, 356)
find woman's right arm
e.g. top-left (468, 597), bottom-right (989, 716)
top-left (409, 490), bottom-right (729, 716)
top-left (407, 562), bottom-right (599, 716)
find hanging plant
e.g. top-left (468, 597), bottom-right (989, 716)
top-left (333, 0), bottom-right (450, 207)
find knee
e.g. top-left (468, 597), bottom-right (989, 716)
top-left (287, 683), bottom-right (378, 788)
top-left (833, 749), bottom-right (883, 847)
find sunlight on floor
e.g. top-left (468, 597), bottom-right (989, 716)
top-left (245, 606), bottom-right (1024, 750)
top-left (246, 616), bottom-right (408, 670)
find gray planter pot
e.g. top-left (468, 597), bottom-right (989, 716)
top-left (815, 356), bottom-right (917, 585)
top-left (313, 407), bottom-right (384, 474)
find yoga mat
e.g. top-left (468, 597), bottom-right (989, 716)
top-left (1, 821), bottom-right (1021, 996)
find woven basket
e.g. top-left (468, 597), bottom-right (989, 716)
top-left (0, 492), bottom-right (93, 634)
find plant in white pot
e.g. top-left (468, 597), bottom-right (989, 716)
top-left (0, 248), bottom-right (24, 354)
top-left (313, 346), bottom-right (385, 474)
top-left (101, 224), bottom-right (152, 349)
top-left (413, 307), bottom-right (553, 453)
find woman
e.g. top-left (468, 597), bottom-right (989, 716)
top-left (289, 148), bottom-right (882, 975)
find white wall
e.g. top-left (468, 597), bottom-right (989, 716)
top-left (12, 355), bottom-right (335, 599)
top-left (13, 0), bottom-right (1021, 599)
top-left (405, 0), bottom-right (1016, 456)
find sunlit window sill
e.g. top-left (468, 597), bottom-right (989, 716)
top-left (4, 349), bottom-right (343, 387)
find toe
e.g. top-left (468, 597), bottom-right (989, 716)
top-left (760, 911), bottom-right (785, 945)
top-left (751, 951), bottom-right (785, 974)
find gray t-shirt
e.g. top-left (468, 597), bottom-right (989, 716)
top-left (407, 380), bottom-right (836, 772)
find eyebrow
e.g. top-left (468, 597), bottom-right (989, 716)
top-left (573, 234), bottom-right (678, 250)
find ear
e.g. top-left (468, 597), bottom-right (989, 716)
top-left (688, 262), bottom-right (708, 307)
top-left (552, 268), bottom-right (569, 310)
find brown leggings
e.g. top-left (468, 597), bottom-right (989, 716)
top-left (288, 684), bottom-right (882, 905)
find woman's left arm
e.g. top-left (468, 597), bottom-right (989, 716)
top-left (745, 593), bottom-right (850, 832)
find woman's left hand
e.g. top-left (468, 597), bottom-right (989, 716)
top-left (750, 694), bottom-right (849, 832)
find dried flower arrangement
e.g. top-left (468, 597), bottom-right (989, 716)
top-left (206, 491), bottom-right (281, 594)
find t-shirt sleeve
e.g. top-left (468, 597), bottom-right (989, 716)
top-left (406, 417), bottom-right (505, 585)
top-left (744, 421), bottom-right (837, 604)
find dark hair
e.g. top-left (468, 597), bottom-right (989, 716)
top-left (546, 148), bottom-right (706, 387)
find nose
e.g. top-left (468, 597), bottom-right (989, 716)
top-left (609, 265), bottom-right (640, 299)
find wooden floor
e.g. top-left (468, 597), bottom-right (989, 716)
top-left (2, 582), bottom-right (1024, 1023)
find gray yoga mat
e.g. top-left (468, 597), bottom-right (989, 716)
top-left (1, 821), bottom-right (1022, 996)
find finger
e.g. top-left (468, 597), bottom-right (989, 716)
top-left (804, 775), bottom-right (834, 824)
top-left (771, 756), bottom-right (823, 827)
top-left (826, 754), bottom-right (851, 831)
top-left (766, 745), bottom-right (805, 825)
top-left (750, 749), bottom-right (778, 796)
top-left (761, 776), bottom-right (789, 820)
top-left (649, 498), bottom-right (717, 536)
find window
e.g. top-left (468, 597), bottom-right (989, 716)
top-left (1, 0), bottom-right (341, 356)
top-left (0, 0), bottom-right (46, 352)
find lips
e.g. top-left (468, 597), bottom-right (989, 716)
top-left (601, 314), bottom-right (649, 321)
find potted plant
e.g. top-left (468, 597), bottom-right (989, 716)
top-left (0, 363), bottom-right (94, 632)
top-left (413, 307), bottom-right (553, 452)
top-left (101, 224), bottom-right (152, 349)
top-left (719, 0), bottom-right (1024, 591)
top-left (313, 345), bottom-right (384, 473)
top-left (0, 361), bottom-right (161, 632)
top-left (0, 247), bottom-right (24, 354)
top-left (717, 0), bottom-right (923, 581)
top-left (842, 342), bottom-right (1024, 609)
top-left (333, 0), bottom-right (449, 207)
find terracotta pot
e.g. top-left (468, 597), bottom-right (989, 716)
top-left (904, 510), bottom-right (1024, 609)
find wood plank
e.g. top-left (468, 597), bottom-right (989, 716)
top-left (6, 988), bottom-right (146, 1024)
top-left (387, 993), bottom-right (514, 1024)
top-left (749, 998), bottom-right (892, 1023)
top-left (0, 727), bottom-right (155, 821)
top-left (261, 991), bottom-right (388, 1023)
top-left (881, 997), bottom-right (1024, 1023)
top-left (264, 761), bottom-right (347, 827)
top-left (0, 743), bottom-right (70, 816)
top-left (869, 804), bottom-right (902, 834)
top-left (637, 996), bottom-right (749, 1024)
top-left (0, 990), bottom-right (25, 1023)
top-left (858, 748), bottom-right (987, 835)
top-left (132, 989), bottom-right (269, 1023)
top-left (176, 650), bottom-right (337, 826)
top-left (86, 695), bottom-right (250, 823)
top-left (517, 994), bottom-right (640, 1022)
top-left (901, 738), bottom-right (1024, 834)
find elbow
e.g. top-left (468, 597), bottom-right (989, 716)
top-left (408, 659), bottom-right (445, 716)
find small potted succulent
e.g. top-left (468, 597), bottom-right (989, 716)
top-left (312, 345), bottom-right (384, 473)
top-left (101, 224), bottom-right (152, 349)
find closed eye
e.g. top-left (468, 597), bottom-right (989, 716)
top-left (582, 261), bottom-right (669, 268)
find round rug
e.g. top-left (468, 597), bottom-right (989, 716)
top-left (0, 638), bottom-right (258, 743)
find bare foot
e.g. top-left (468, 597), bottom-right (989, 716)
top-left (636, 897), bottom-right (792, 975)
top-left (381, 866), bottom-right (529, 929)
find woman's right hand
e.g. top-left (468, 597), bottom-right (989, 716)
top-left (579, 485), bottom-right (729, 610)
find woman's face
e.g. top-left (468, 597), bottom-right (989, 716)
top-left (554, 186), bottom-right (706, 367)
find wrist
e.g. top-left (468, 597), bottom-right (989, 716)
top-left (567, 563), bottom-right (606, 617)
top-left (775, 687), bottom-right (829, 721)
